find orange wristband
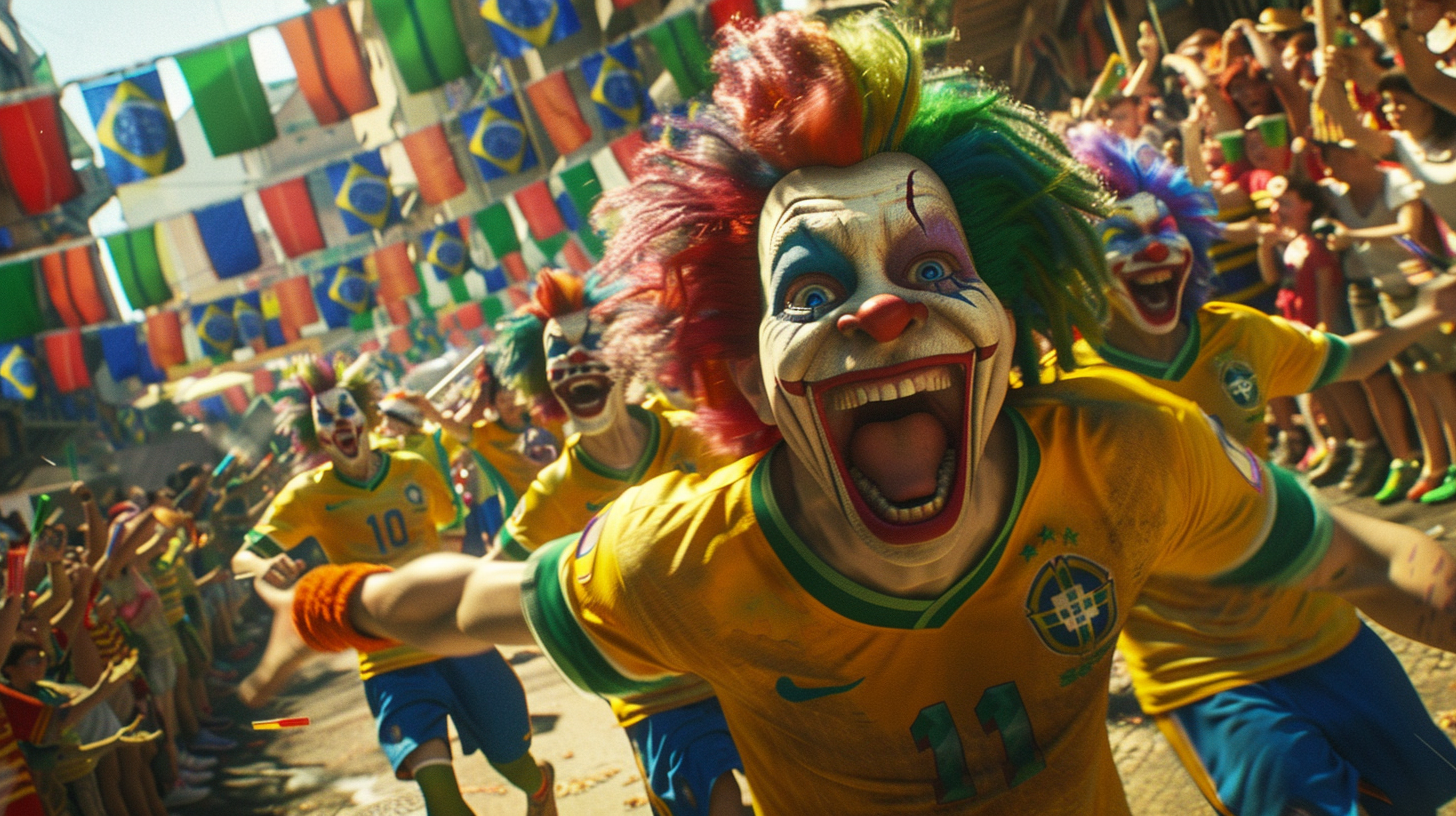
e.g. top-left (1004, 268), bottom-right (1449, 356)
top-left (291, 563), bottom-right (399, 654)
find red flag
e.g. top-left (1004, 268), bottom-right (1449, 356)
top-left (146, 311), bottom-right (187, 371)
top-left (384, 298), bottom-right (412, 326)
top-left (274, 275), bottom-right (319, 341)
top-left (251, 368), bottom-right (276, 394)
top-left (609, 130), bottom-right (649, 181)
top-left (259, 178), bottom-right (325, 258)
top-left (708, 0), bottom-right (758, 30)
top-left (41, 246), bottom-right (109, 328)
top-left (0, 94), bottom-right (81, 215)
top-left (277, 4), bottom-right (378, 125)
top-left (524, 72), bottom-right (592, 156)
top-left (560, 236), bottom-right (593, 273)
top-left (500, 251), bottom-right (529, 284)
top-left (386, 326), bottom-right (411, 353)
top-left (373, 243), bottom-right (420, 302)
top-left (403, 125), bottom-right (466, 205)
top-left (514, 181), bottom-right (566, 241)
top-left (42, 329), bottom-right (92, 393)
top-left (454, 302), bottom-right (484, 331)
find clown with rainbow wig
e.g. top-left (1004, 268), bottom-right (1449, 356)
top-left (1059, 123), bottom-right (1456, 816)
top-left (290, 12), bottom-right (1456, 814)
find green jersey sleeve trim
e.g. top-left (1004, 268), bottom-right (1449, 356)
top-left (520, 532), bottom-right (676, 699)
top-left (243, 530), bottom-right (283, 558)
top-left (1309, 334), bottom-right (1351, 392)
top-left (1212, 464), bottom-right (1332, 586)
top-left (497, 526), bottom-right (532, 562)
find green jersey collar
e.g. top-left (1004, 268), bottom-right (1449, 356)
top-left (574, 404), bottom-right (662, 484)
top-left (332, 451), bottom-right (392, 491)
top-left (1097, 317), bottom-right (1201, 382)
top-left (753, 411), bottom-right (1040, 629)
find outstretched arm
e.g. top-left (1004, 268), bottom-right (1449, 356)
top-left (1338, 272), bottom-right (1456, 380)
top-left (1302, 504), bottom-right (1456, 651)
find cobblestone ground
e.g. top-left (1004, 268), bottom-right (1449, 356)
top-left (205, 481), bottom-right (1456, 816)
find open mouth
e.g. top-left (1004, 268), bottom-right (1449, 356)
top-left (553, 371), bottom-right (613, 419)
top-left (803, 352), bottom-right (984, 545)
top-left (332, 426), bottom-right (359, 458)
top-left (1120, 262), bottom-right (1188, 327)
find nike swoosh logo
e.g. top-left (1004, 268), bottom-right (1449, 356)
top-left (775, 676), bottom-right (864, 703)
top-left (324, 501), bottom-right (353, 511)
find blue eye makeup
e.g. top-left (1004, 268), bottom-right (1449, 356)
top-left (547, 336), bottom-right (572, 357)
top-left (769, 226), bottom-right (857, 323)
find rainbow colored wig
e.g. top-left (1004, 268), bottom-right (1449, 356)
top-left (493, 267), bottom-right (614, 422)
top-left (599, 11), bottom-right (1112, 457)
top-left (1064, 123), bottom-right (1219, 317)
top-left (276, 355), bottom-right (379, 451)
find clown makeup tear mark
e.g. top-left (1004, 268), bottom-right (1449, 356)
top-left (905, 170), bottom-right (925, 233)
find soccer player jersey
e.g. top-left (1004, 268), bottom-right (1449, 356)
top-left (372, 425), bottom-right (460, 488)
top-left (468, 419), bottom-right (547, 510)
top-left (498, 403), bottom-right (735, 561)
top-left (1067, 302), bottom-right (1359, 715)
top-left (522, 374), bottom-right (1328, 814)
top-left (249, 451), bottom-right (458, 678)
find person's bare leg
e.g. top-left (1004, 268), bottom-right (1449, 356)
top-left (137, 740), bottom-right (167, 816)
top-left (1396, 371), bottom-right (1448, 472)
top-left (116, 743), bottom-right (156, 816)
top-left (1363, 370), bottom-right (1419, 460)
top-left (173, 659), bottom-right (199, 740)
top-left (155, 689), bottom-right (181, 780)
top-left (95, 750), bottom-right (130, 816)
top-left (237, 581), bottom-right (317, 708)
top-left (708, 771), bottom-right (752, 816)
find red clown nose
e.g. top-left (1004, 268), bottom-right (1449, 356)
top-left (837, 294), bottom-right (928, 343)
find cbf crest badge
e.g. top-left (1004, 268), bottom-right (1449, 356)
top-left (404, 484), bottom-right (425, 506)
top-left (1219, 359), bottom-right (1260, 409)
top-left (1025, 555), bottom-right (1117, 655)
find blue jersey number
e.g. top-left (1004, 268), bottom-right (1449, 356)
top-left (910, 682), bottom-right (1046, 803)
top-left (366, 509), bottom-right (409, 554)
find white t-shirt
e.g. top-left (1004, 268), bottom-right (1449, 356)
top-left (1391, 129), bottom-right (1456, 225)
top-left (1321, 166), bottom-right (1425, 291)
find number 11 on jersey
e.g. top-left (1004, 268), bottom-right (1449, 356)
top-left (911, 681), bottom-right (1046, 803)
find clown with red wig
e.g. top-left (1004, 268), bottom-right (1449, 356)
top-left (290, 11), bottom-right (1456, 813)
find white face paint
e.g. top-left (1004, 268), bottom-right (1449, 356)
top-left (312, 387), bottom-right (369, 467)
top-left (544, 309), bottom-right (624, 436)
top-left (1100, 192), bottom-right (1194, 335)
top-left (755, 153), bottom-right (1012, 565)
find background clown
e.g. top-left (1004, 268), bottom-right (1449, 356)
top-left (290, 11), bottom-right (1456, 814)
top-left (232, 356), bottom-right (556, 816)
top-left (1063, 123), bottom-right (1456, 816)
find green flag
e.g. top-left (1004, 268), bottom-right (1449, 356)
top-left (474, 202), bottom-right (520, 259)
top-left (646, 12), bottom-right (714, 99)
top-left (446, 275), bottom-right (471, 304)
top-left (349, 312), bottom-right (374, 332)
top-left (373, 0), bottom-right (470, 94)
top-left (105, 225), bottom-right (172, 310)
top-left (482, 295), bottom-right (505, 326)
top-left (176, 37), bottom-right (277, 156)
top-left (535, 231), bottom-right (570, 261)
top-left (0, 261), bottom-right (45, 342)
top-left (557, 161), bottom-right (605, 256)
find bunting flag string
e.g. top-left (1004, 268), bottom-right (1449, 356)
top-left (146, 310), bottom-right (186, 371)
top-left (175, 36), bottom-right (278, 157)
top-left (645, 11), bottom-right (714, 100)
top-left (0, 260), bottom-right (46, 343)
top-left (479, 0), bottom-right (582, 58)
top-left (104, 225), bottom-right (172, 310)
top-left (514, 180), bottom-right (567, 243)
top-left (97, 324), bottom-right (142, 382)
top-left (258, 177), bottom-right (326, 259)
top-left (422, 222), bottom-right (470, 280)
top-left (234, 291), bottom-right (266, 349)
top-left (524, 71), bottom-right (592, 157)
top-left (79, 67), bottom-right (184, 186)
top-left (402, 124), bottom-right (466, 205)
top-left (193, 198), bottom-right (262, 279)
top-left (553, 160), bottom-right (604, 256)
top-left (315, 260), bottom-right (373, 328)
top-left (41, 246), bottom-right (111, 328)
top-left (42, 329), bottom-right (91, 394)
top-left (0, 93), bottom-right (81, 215)
top-left (0, 341), bottom-right (37, 400)
top-left (190, 299), bottom-right (237, 360)
top-left (277, 4), bottom-right (378, 126)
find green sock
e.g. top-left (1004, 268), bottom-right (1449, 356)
top-left (490, 752), bottom-right (543, 796)
top-left (414, 763), bottom-right (475, 816)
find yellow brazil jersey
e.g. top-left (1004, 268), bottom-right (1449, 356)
top-left (521, 374), bottom-right (1329, 815)
top-left (249, 451), bottom-right (457, 678)
top-left (499, 403), bottom-right (735, 561)
top-left (372, 424), bottom-right (462, 486)
top-left (468, 419), bottom-right (546, 509)
top-left (1053, 304), bottom-right (1358, 716)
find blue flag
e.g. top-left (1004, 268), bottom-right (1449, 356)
top-left (422, 223), bottom-right (469, 280)
top-left (136, 342), bottom-right (167, 385)
top-left (193, 199), bottom-right (261, 279)
top-left (98, 324), bottom-right (142, 382)
top-left (482, 266), bottom-right (509, 293)
top-left (580, 39), bottom-right (654, 130)
top-left (327, 149), bottom-right (399, 234)
top-left (80, 68), bottom-right (184, 186)
top-left (233, 292), bottom-right (264, 345)
top-left (191, 300), bottom-right (236, 359)
top-left (315, 261), bottom-right (372, 329)
top-left (0, 341), bottom-right (37, 400)
top-left (461, 96), bottom-right (538, 181)
top-left (478, 0), bottom-right (581, 58)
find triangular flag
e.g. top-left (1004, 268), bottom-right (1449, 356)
top-left (461, 96), bottom-right (538, 181)
top-left (478, 0), bottom-right (581, 58)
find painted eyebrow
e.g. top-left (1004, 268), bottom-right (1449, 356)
top-left (768, 225), bottom-right (857, 312)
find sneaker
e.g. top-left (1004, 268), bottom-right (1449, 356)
top-left (1421, 466), bottom-right (1456, 505)
top-left (162, 782), bottom-right (209, 808)
top-left (1409, 470), bottom-right (1447, 502)
top-left (1339, 440), bottom-right (1392, 496)
top-left (190, 729), bottom-right (238, 754)
top-left (178, 751), bottom-right (219, 771)
top-left (1307, 441), bottom-right (1353, 488)
top-left (1374, 459), bottom-right (1421, 504)
top-left (527, 760), bottom-right (557, 816)
top-left (178, 769), bottom-right (213, 787)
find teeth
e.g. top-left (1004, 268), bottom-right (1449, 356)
top-left (849, 449), bottom-right (957, 524)
top-left (830, 367), bottom-right (954, 411)
top-left (1134, 269), bottom-right (1172, 285)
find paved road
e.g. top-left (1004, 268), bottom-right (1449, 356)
top-left (201, 483), bottom-right (1456, 816)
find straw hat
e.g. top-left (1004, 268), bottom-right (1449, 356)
top-left (1255, 8), bottom-right (1307, 33)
